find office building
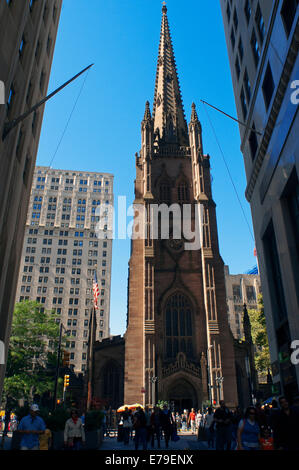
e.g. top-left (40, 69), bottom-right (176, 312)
top-left (15, 166), bottom-right (113, 374)
top-left (220, 0), bottom-right (299, 398)
top-left (0, 0), bottom-right (62, 397)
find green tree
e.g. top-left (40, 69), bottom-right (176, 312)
top-left (247, 295), bottom-right (271, 377)
top-left (3, 301), bottom-right (62, 404)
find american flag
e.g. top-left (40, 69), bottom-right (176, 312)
top-left (92, 271), bottom-right (100, 309)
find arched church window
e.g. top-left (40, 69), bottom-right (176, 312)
top-left (160, 183), bottom-right (171, 204)
top-left (165, 293), bottom-right (193, 360)
top-left (102, 361), bottom-right (121, 408)
top-left (177, 182), bottom-right (189, 202)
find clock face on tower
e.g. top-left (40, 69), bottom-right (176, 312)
top-left (167, 237), bottom-right (184, 252)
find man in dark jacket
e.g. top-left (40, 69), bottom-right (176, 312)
top-left (275, 397), bottom-right (299, 450)
top-left (150, 406), bottom-right (162, 449)
top-left (160, 405), bottom-right (174, 449)
top-left (214, 400), bottom-right (233, 450)
top-left (133, 407), bottom-right (147, 450)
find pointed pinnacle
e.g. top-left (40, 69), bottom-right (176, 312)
top-left (143, 100), bottom-right (151, 121)
top-left (191, 102), bottom-right (199, 122)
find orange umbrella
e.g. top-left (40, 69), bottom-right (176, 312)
top-left (128, 403), bottom-right (144, 410)
top-left (117, 405), bottom-right (129, 413)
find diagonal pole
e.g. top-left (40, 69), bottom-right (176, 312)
top-left (2, 64), bottom-right (94, 140)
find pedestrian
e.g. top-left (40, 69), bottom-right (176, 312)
top-left (144, 406), bottom-right (152, 444)
top-left (39, 418), bottom-right (52, 451)
top-left (181, 411), bottom-right (187, 431)
top-left (122, 407), bottom-right (131, 446)
top-left (237, 406), bottom-right (260, 451)
top-left (275, 396), bottom-right (299, 450)
top-left (188, 408), bottom-right (196, 434)
top-left (128, 409), bottom-right (134, 441)
top-left (259, 426), bottom-right (274, 450)
top-left (196, 409), bottom-right (203, 431)
top-left (204, 407), bottom-right (215, 448)
top-left (160, 404), bottom-right (174, 449)
top-left (150, 406), bottom-right (162, 449)
top-left (17, 404), bottom-right (46, 450)
top-left (64, 409), bottom-right (85, 450)
top-left (255, 402), bottom-right (267, 428)
top-left (175, 412), bottom-right (181, 433)
top-left (231, 406), bottom-right (243, 450)
top-left (133, 407), bottom-right (147, 450)
top-left (214, 400), bottom-right (233, 450)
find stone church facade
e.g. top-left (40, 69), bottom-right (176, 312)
top-left (124, 5), bottom-right (238, 409)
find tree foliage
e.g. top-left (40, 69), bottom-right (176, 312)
top-left (248, 295), bottom-right (271, 375)
top-left (4, 301), bottom-right (62, 403)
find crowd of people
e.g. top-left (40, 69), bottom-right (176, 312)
top-left (8, 404), bottom-right (86, 450)
top-left (118, 395), bottom-right (299, 451)
top-left (2, 395), bottom-right (299, 450)
top-left (199, 397), bottom-right (299, 451)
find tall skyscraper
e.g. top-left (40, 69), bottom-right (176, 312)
top-left (124, 5), bottom-right (238, 409)
top-left (0, 0), bottom-right (62, 397)
top-left (15, 166), bottom-right (113, 374)
top-left (220, 0), bottom-right (299, 398)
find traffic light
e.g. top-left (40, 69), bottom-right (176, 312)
top-left (64, 374), bottom-right (70, 388)
top-left (62, 351), bottom-right (70, 367)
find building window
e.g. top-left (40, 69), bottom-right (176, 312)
top-left (244, 0), bottom-right (252, 24)
top-left (240, 87), bottom-right (247, 119)
top-left (282, 170), bottom-right (299, 294)
top-left (255, 3), bottom-right (266, 43)
top-left (230, 28), bottom-right (235, 49)
top-left (249, 123), bottom-right (258, 160)
top-left (281, 0), bottom-right (298, 38)
top-left (233, 285), bottom-right (242, 302)
top-left (251, 29), bottom-right (260, 67)
top-left (165, 293), bottom-right (193, 360)
top-left (238, 37), bottom-right (244, 63)
top-left (263, 221), bottom-right (288, 323)
top-left (244, 68), bottom-right (251, 102)
top-left (246, 285), bottom-right (256, 302)
top-left (262, 63), bottom-right (275, 110)
top-left (233, 8), bottom-right (238, 30)
top-left (226, 2), bottom-right (231, 22)
top-left (235, 56), bottom-right (241, 79)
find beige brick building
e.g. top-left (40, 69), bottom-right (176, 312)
top-left (0, 0), bottom-right (62, 398)
top-left (224, 265), bottom-right (261, 340)
top-left (15, 166), bottom-right (113, 374)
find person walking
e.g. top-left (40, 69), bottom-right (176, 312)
top-left (144, 406), bottom-right (152, 444)
top-left (133, 407), bottom-right (147, 450)
top-left (64, 409), bottom-right (85, 450)
top-left (231, 406), bottom-right (243, 450)
top-left (17, 404), bottom-right (46, 450)
top-left (188, 408), bottom-right (196, 434)
top-left (237, 406), bottom-right (260, 451)
top-left (160, 404), bottom-right (174, 449)
top-left (214, 400), bottom-right (233, 450)
top-left (181, 411), bottom-right (187, 432)
top-left (204, 407), bottom-right (215, 448)
top-left (122, 407), bottom-right (131, 446)
top-left (150, 406), bottom-right (162, 449)
top-left (259, 426), bottom-right (274, 450)
top-left (275, 396), bottom-right (299, 450)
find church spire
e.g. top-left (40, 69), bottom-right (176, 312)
top-left (152, 4), bottom-right (188, 146)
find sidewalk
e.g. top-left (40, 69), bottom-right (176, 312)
top-left (100, 432), bottom-right (210, 451)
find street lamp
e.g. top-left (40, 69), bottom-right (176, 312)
top-left (150, 377), bottom-right (158, 406)
top-left (215, 376), bottom-right (224, 403)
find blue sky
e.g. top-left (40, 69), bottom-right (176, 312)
top-left (36, 0), bottom-right (256, 336)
